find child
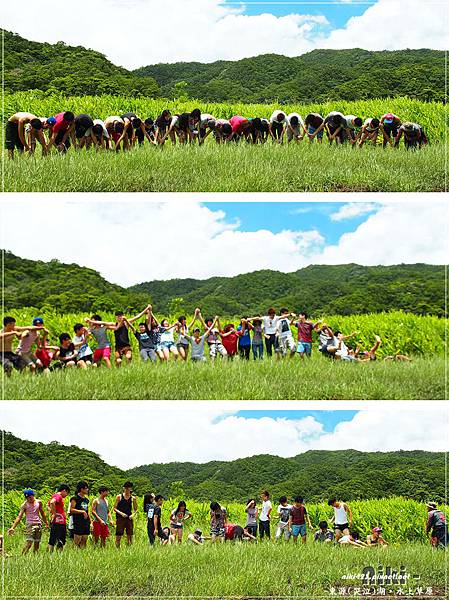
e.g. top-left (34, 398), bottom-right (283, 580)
top-left (251, 318), bottom-right (264, 360)
top-left (147, 495), bottom-right (169, 545)
top-left (224, 523), bottom-right (256, 542)
top-left (245, 499), bottom-right (258, 538)
top-left (210, 502), bottom-right (228, 543)
top-left (275, 308), bottom-right (296, 358)
top-left (237, 317), bottom-right (252, 360)
top-left (170, 501), bottom-right (192, 543)
top-left (47, 484), bottom-right (70, 552)
top-left (275, 496), bottom-right (292, 541)
top-left (55, 333), bottom-right (78, 368)
top-left (153, 317), bottom-right (180, 361)
top-left (199, 315), bottom-right (228, 360)
top-left (188, 528), bottom-right (209, 545)
top-left (288, 496), bottom-right (312, 544)
top-left (176, 311), bottom-right (198, 360)
top-left (16, 317), bottom-right (47, 372)
top-left (314, 521), bottom-right (334, 543)
top-left (35, 332), bottom-right (59, 374)
top-left (338, 532), bottom-right (368, 548)
top-left (291, 313), bottom-right (321, 359)
top-left (8, 489), bottom-right (49, 554)
top-left (333, 330), bottom-right (360, 361)
top-left (220, 322), bottom-right (243, 359)
top-left (85, 315), bottom-right (112, 368)
top-left (72, 323), bottom-right (94, 367)
top-left (91, 486), bottom-right (113, 548)
top-left (127, 321), bottom-right (157, 363)
top-left (185, 317), bottom-right (218, 362)
top-left (328, 498), bottom-right (353, 541)
top-left (259, 491), bottom-right (272, 539)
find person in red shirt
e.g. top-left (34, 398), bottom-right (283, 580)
top-left (47, 112), bottom-right (75, 152)
top-left (47, 484), bottom-right (70, 551)
top-left (291, 312), bottom-right (322, 359)
top-left (220, 323), bottom-right (243, 359)
top-left (224, 523), bottom-right (256, 542)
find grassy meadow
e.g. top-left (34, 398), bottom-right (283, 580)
top-left (3, 494), bottom-right (447, 598)
top-left (4, 92), bottom-right (447, 192)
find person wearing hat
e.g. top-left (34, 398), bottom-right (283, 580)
top-left (380, 113), bottom-right (402, 147)
top-left (366, 526), bottom-right (388, 546)
top-left (395, 121), bottom-right (428, 149)
top-left (426, 502), bottom-right (448, 548)
top-left (8, 489), bottom-right (49, 554)
top-left (188, 528), bottom-right (210, 545)
top-left (16, 317), bottom-right (48, 373)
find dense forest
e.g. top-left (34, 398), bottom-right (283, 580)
top-left (4, 29), bottom-right (444, 103)
top-left (4, 252), bottom-right (444, 317)
top-left (4, 432), bottom-right (445, 503)
top-left (3, 30), bottom-right (160, 97)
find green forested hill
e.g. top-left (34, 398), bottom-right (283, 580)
top-left (4, 432), bottom-right (445, 503)
top-left (4, 251), bottom-right (444, 317)
top-left (134, 49), bottom-right (445, 103)
top-left (3, 30), bottom-right (160, 97)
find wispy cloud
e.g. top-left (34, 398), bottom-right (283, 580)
top-left (330, 202), bottom-right (379, 222)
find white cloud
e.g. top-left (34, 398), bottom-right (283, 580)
top-left (1, 402), bottom-right (446, 469)
top-left (330, 202), bottom-right (378, 221)
top-left (2, 0), bottom-right (446, 68)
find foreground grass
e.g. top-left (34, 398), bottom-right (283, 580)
top-left (3, 355), bottom-right (444, 400)
top-left (4, 142), bottom-right (445, 192)
top-left (4, 539), bottom-right (446, 599)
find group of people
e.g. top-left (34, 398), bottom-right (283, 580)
top-left (8, 483), bottom-right (447, 555)
top-left (1, 307), bottom-right (408, 376)
top-left (6, 108), bottom-right (428, 158)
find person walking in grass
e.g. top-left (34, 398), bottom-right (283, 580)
top-left (426, 502), bottom-right (448, 548)
top-left (275, 496), bottom-right (292, 542)
top-left (8, 489), bottom-right (49, 554)
top-left (291, 313), bottom-right (322, 359)
top-left (245, 499), bottom-right (258, 538)
top-left (147, 495), bottom-right (169, 545)
top-left (314, 520), bottom-right (334, 543)
top-left (86, 315), bottom-right (112, 368)
top-left (259, 490), bottom-right (272, 540)
top-left (328, 497), bottom-right (353, 541)
top-left (170, 501), bottom-right (193, 543)
top-left (366, 526), bottom-right (388, 547)
top-left (288, 496), bottom-right (312, 544)
top-left (210, 502), bottom-right (228, 543)
top-left (47, 484), bottom-right (70, 552)
top-left (275, 308), bottom-right (296, 359)
top-left (69, 481), bottom-right (91, 549)
top-left (91, 486), bottom-right (113, 548)
top-left (114, 482), bottom-right (138, 548)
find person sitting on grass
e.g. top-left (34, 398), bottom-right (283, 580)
top-left (426, 502), bottom-right (448, 549)
top-left (8, 489), bottom-right (49, 555)
top-left (210, 502), bottom-right (228, 543)
top-left (55, 333), bottom-right (79, 369)
top-left (314, 520), bottom-right (334, 543)
top-left (15, 317), bottom-right (47, 374)
top-left (35, 331), bottom-right (59, 374)
top-left (91, 486), bottom-right (113, 548)
top-left (188, 528), bottom-right (210, 545)
top-left (170, 501), bottom-right (193, 544)
top-left (5, 112), bottom-right (48, 159)
top-left (275, 308), bottom-right (296, 359)
top-left (328, 498), bottom-right (353, 541)
top-left (275, 496), bottom-right (292, 542)
top-left (332, 330), bottom-right (360, 361)
top-left (354, 335), bottom-right (382, 361)
top-left (185, 316), bottom-right (218, 362)
top-left (224, 523), bottom-right (257, 542)
top-left (288, 496), bottom-right (312, 544)
top-left (394, 122), bottom-right (428, 150)
top-left (72, 323), bottom-right (95, 367)
top-left (338, 531), bottom-right (368, 548)
top-left (366, 527), bottom-right (388, 547)
top-left (161, 527), bottom-right (176, 545)
top-left (1, 316), bottom-right (46, 376)
top-left (85, 315), bottom-right (112, 368)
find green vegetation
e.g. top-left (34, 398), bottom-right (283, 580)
top-left (5, 432), bottom-right (445, 503)
top-left (4, 252), bottom-right (445, 317)
top-left (3, 355), bottom-right (445, 400)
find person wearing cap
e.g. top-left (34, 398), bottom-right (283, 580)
top-left (366, 526), bottom-right (388, 546)
top-left (188, 528), bottom-right (210, 545)
top-left (395, 122), bottom-right (428, 149)
top-left (426, 502), bottom-right (448, 548)
top-left (8, 489), bottom-right (49, 554)
top-left (46, 111), bottom-right (76, 152)
top-left (16, 317), bottom-right (48, 373)
top-left (380, 113), bottom-right (402, 147)
top-left (358, 118), bottom-right (381, 147)
top-left (5, 112), bottom-right (47, 159)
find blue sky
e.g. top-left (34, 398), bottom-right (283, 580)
top-left (224, 1), bottom-right (372, 28)
top-left (233, 410), bottom-right (358, 431)
top-left (203, 202), bottom-right (379, 245)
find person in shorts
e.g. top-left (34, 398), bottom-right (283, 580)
top-left (46, 111), bottom-right (75, 152)
top-left (5, 112), bottom-right (48, 159)
top-left (69, 481), bottom-right (91, 549)
top-left (8, 489), bottom-right (49, 554)
top-left (275, 496), bottom-right (292, 541)
top-left (380, 113), bottom-right (401, 147)
top-left (128, 320), bottom-right (158, 363)
top-left (210, 502), bottom-right (228, 542)
top-left (291, 313), bottom-right (321, 359)
top-left (86, 315), bottom-right (112, 368)
top-left (154, 317), bottom-right (180, 361)
top-left (176, 312), bottom-right (197, 360)
top-left (72, 323), bottom-right (95, 367)
top-left (395, 122), bottom-right (428, 149)
top-left (91, 486), bottom-right (112, 547)
top-left (114, 482), bottom-right (138, 547)
top-left (147, 495), bottom-right (169, 545)
top-left (47, 484), bottom-right (70, 551)
top-left (7, 316), bottom-right (46, 373)
top-left (185, 318), bottom-right (218, 362)
top-left (245, 499), bottom-right (258, 538)
top-left (200, 315), bottom-right (228, 360)
top-left (170, 501), bottom-right (192, 543)
top-left (289, 496), bottom-right (312, 543)
top-left (304, 113), bottom-right (324, 142)
top-left (328, 497), bottom-right (353, 541)
top-left (275, 308), bottom-right (296, 358)
top-left (1, 316), bottom-right (33, 376)
top-left (314, 521), bottom-right (334, 543)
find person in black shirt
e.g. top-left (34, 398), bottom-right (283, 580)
top-left (56, 333), bottom-right (77, 368)
top-left (119, 112), bottom-right (153, 147)
top-left (113, 482), bottom-right (138, 548)
top-left (146, 495), bottom-right (169, 545)
top-left (69, 481), bottom-right (90, 549)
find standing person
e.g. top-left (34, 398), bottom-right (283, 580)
top-left (248, 308), bottom-right (278, 357)
top-left (366, 527), bottom-right (388, 547)
top-left (237, 318), bottom-right (252, 360)
top-left (86, 315), bottom-right (112, 368)
top-left (5, 112), bottom-right (47, 158)
top-left (275, 308), bottom-right (296, 359)
top-left (269, 110), bottom-right (287, 143)
top-left (304, 113), bottom-right (324, 143)
top-left (170, 501), bottom-right (192, 544)
top-left (251, 318), bottom-right (264, 360)
top-left (358, 118), bottom-right (380, 147)
top-left (69, 481), bottom-right (91, 549)
top-left (314, 521), bottom-right (334, 543)
top-left (395, 122), bottom-right (428, 149)
top-left (259, 491), bottom-right (272, 540)
top-left (328, 497), bottom-right (353, 541)
top-left (91, 486), bottom-right (112, 548)
top-left (426, 502), bottom-right (448, 548)
top-left (220, 323), bottom-right (242, 359)
top-left (380, 113), bottom-right (401, 147)
top-left (72, 323), bottom-right (94, 367)
top-left (210, 502), bottom-right (228, 543)
top-left (127, 320), bottom-right (158, 363)
top-left (46, 111), bottom-right (75, 152)
top-left (176, 311), bottom-right (199, 361)
top-left (245, 499), bottom-right (258, 538)
top-left (185, 318), bottom-right (218, 362)
top-left (291, 313), bottom-right (321, 359)
top-left (147, 495), bottom-right (169, 545)
top-left (200, 316), bottom-right (228, 361)
top-left (8, 489), bottom-right (49, 554)
top-left (47, 484), bottom-right (70, 552)
top-left (114, 482), bottom-right (138, 547)
top-left (275, 496), bottom-right (292, 542)
top-left (288, 496), bottom-right (312, 544)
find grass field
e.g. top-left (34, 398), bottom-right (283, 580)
top-left (4, 93), bottom-right (447, 192)
top-left (3, 355), bottom-right (445, 400)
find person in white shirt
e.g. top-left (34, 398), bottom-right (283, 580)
top-left (259, 490), bottom-right (272, 539)
top-left (333, 330), bottom-right (359, 361)
top-left (275, 496), bottom-right (292, 541)
top-left (328, 498), bottom-right (353, 541)
top-left (269, 110), bottom-right (287, 143)
top-left (247, 308), bottom-right (278, 357)
top-left (275, 308), bottom-right (296, 359)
